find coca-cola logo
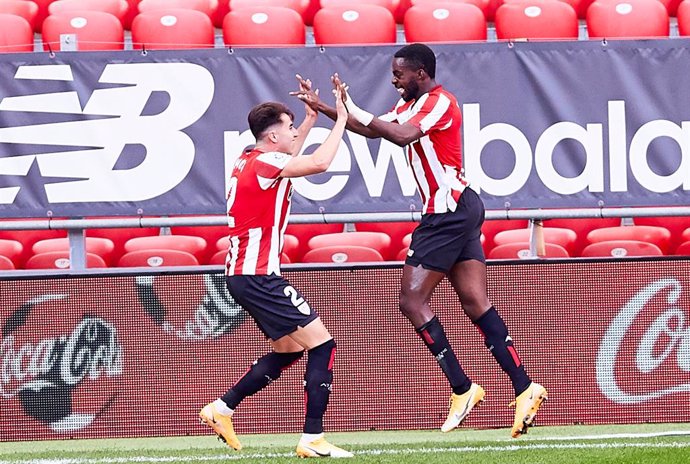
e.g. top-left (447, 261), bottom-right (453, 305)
top-left (1, 294), bottom-right (122, 432)
top-left (135, 274), bottom-right (246, 340)
top-left (596, 278), bottom-right (690, 404)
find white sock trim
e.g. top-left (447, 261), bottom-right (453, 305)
top-left (213, 398), bottom-right (234, 416)
top-left (300, 432), bottom-right (324, 443)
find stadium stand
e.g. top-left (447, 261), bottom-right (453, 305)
top-left (48, 0), bottom-right (130, 26)
top-left (586, 225), bottom-right (672, 254)
top-left (403, 2), bottom-right (488, 43)
top-left (495, 0), bottom-right (579, 40)
top-left (634, 215), bottom-right (690, 254)
top-left (493, 226), bottom-right (578, 255)
top-left (170, 223), bottom-right (228, 264)
top-left (31, 0), bottom-right (57, 32)
top-left (587, 0), bottom-right (670, 39)
top-left (354, 221), bottom-right (416, 261)
top-left (86, 222), bottom-right (161, 266)
top-left (320, 0), bottom-right (401, 17)
top-left (123, 235), bottom-right (208, 261)
top-left (307, 231), bottom-right (392, 261)
top-left (411, 0), bottom-right (491, 21)
top-left (32, 237), bottom-right (116, 266)
top-left (117, 248), bottom-right (200, 267)
top-left (0, 239), bottom-right (23, 268)
top-left (543, 217), bottom-right (621, 257)
top-left (580, 239), bottom-right (664, 257)
top-left (675, 240), bottom-right (690, 255)
top-left (286, 223), bottom-right (345, 262)
top-left (42, 10), bottom-right (125, 51)
top-left (223, 6), bottom-right (306, 46)
top-left (312, 3), bottom-right (397, 45)
top-left (480, 219), bottom-right (529, 256)
top-left (0, 255), bottom-right (15, 270)
top-left (678, 0), bottom-right (690, 35)
top-left (302, 244), bottom-right (385, 263)
top-left (0, 0), bottom-right (39, 31)
top-left (24, 251), bottom-right (108, 269)
top-left (229, 0), bottom-right (310, 23)
top-left (131, 8), bottom-right (215, 49)
top-left (488, 242), bottom-right (570, 259)
top-left (0, 223), bottom-right (66, 267)
top-left (0, 14), bottom-right (33, 53)
top-left (138, 0), bottom-right (218, 19)
top-left (682, 226), bottom-right (690, 242)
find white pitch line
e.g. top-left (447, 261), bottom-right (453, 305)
top-left (537, 430), bottom-right (690, 441)
top-left (3, 440), bottom-right (690, 464)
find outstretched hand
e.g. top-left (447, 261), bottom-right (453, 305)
top-left (290, 74), bottom-right (320, 115)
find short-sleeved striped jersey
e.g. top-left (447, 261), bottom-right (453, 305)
top-left (380, 85), bottom-right (468, 214)
top-left (224, 148), bottom-right (292, 276)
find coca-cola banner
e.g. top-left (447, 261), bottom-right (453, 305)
top-left (1, 41), bottom-right (690, 218)
top-left (1, 260), bottom-right (689, 441)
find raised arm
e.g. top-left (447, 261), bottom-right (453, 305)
top-left (280, 81), bottom-right (349, 178)
top-left (290, 76), bottom-right (318, 156)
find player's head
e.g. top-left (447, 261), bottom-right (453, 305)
top-left (391, 43), bottom-right (437, 101)
top-left (248, 102), bottom-right (297, 150)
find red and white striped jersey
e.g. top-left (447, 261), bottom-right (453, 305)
top-left (224, 148), bottom-right (292, 276)
top-left (380, 85), bottom-right (468, 214)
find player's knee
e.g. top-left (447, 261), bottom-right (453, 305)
top-left (260, 351), bottom-right (303, 382)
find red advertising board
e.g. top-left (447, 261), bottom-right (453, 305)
top-left (1, 260), bottom-right (689, 441)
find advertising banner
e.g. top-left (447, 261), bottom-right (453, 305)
top-left (1, 41), bottom-right (690, 218)
top-left (1, 260), bottom-right (689, 441)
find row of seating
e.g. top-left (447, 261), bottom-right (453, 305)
top-left (1, 217), bottom-right (690, 269)
top-left (1, 0), bottom-right (689, 53)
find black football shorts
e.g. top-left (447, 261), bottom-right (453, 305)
top-left (406, 187), bottom-right (486, 273)
top-left (226, 274), bottom-right (318, 340)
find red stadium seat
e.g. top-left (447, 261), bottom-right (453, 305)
top-left (223, 6), bottom-right (306, 46)
top-left (683, 227), bottom-right (690, 242)
top-left (0, 239), bottom-right (23, 268)
top-left (86, 222), bottom-right (161, 264)
top-left (586, 225), bottom-right (672, 254)
top-left (0, 0), bottom-right (39, 31)
top-left (634, 215), bottom-right (690, 254)
top-left (481, 219), bottom-right (529, 255)
top-left (302, 245), bottom-right (385, 263)
top-left (313, 4), bottom-right (397, 45)
top-left (123, 0), bottom-right (140, 28)
top-left (678, 0), bottom-right (690, 35)
top-left (674, 240), bottom-right (690, 255)
top-left (131, 8), bottom-right (215, 49)
top-left (581, 240), bottom-right (663, 257)
top-left (0, 222), bottom-right (66, 266)
top-left (488, 242), bottom-right (570, 259)
top-left (0, 255), bottom-right (15, 270)
top-left (0, 14), bottom-right (34, 53)
top-left (320, 0), bottom-right (401, 17)
top-left (32, 0), bottom-right (58, 32)
top-left (32, 237), bottom-right (116, 265)
top-left (307, 231), bottom-right (392, 261)
top-left (171, 223), bottom-right (228, 264)
top-left (42, 11), bottom-right (125, 50)
top-left (286, 223), bottom-right (345, 261)
top-left (138, 0), bottom-right (218, 19)
top-left (25, 251), bottom-right (108, 269)
top-left (124, 235), bottom-right (207, 260)
top-left (230, 0), bottom-right (309, 22)
top-left (410, 0), bottom-right (491, 21)
top-left (543, 217), bottom-right (621, 256)
top-left (493, 226), bottom-right (577, 255)
top-left (495, 0), bottom-right (579, 40)
top-left (404, 3), bottom-right (487, 43)
top-left (586, 0), bottom-right (669, 39)
top-left (48, 0), bottom-right (130, 25)
top-left (117, 249), bottom-right (200, 267)
top-left (355, 221), bottom-right (417, 260)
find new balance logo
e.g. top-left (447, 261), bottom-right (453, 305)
top-left (0, 63), bottom-right (214, 204)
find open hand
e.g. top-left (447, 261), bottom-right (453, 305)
top-left (290, 74), bottom-right (320, 115)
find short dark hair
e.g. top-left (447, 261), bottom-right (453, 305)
top-left (394, 43), bottom-right (436, 79)
top-left (247, 102), bottom-right (295, 139)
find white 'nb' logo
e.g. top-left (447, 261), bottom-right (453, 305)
top-left (596, 278), bottom-right (690, 404)
top-left (0, 63), bottom-right (214, 204)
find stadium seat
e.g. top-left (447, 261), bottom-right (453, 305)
top-left (230, 0), bottom-right (310, 22)
top-left (0, 255), bottom-right (15, 270)
top-left (32, 237), bottom-right (116, 265)
top-left (0, 223), bottom-right (66, 267)
top-left (48, 0), bottom-right (130, 26)
top-left (495, 0), bottom-right (579, 40)
top-left (586, 225), bottom-right (672, 254)
top-left (124, 235), bottom-right (207, 261)
top-left (87, 223), bottom-right (161, 265)
top-left (223, 6), bottom-right (306, 46)
top-left (410, 0), bottom-right (491, 21)
top-left (493, 226), bottom-right (577, 255)
top-left (480, 219), bottom-right (529, 256)
top-left (543, 217), bottom-right (621, 256)
top-left (581, 239), bottom-right (663, 257)
top-left (678, 0), bottom-right (690, 35)
top-left (320, 0), bottom-right (401, 17)
top-left (117, 249), bottom-right (200, 267)
top-left (24, 251), bottom-right (108, 269)
top-left (0, 14), bottom-right (34, 53)
top-left (131, 8), bottom-right (215, 49)
top-left (32, 0), bottom-right (58, 32)
top-left (123, 0), bottom-right (140, 28)
top-left (286, 223), bottom-right (345, 261)
top-left (674, 240), bottom-right (690, 255)
top-left (307, 231), bottom-right (392, 261)
top-left (302, 245), bottom-right (385, 263)
top-left (0, 239), bottom-right (23, 268)
top-left (634, 215), bottom-right (690, 254)
top-left (313, 3), bottom-right (397, 45)
top-left (42, 10), bottom-right (125, 50)
top-left (403, 3), bottom-right (487, 43)
top-left (682, 226), bottom-right (690, 242)
top-left (488, 242), bottom-right (570, 259)
top-left (171, 223), bottom-right (228, 264)
top-left (138, 0), bottom-right (218, 19)
top-left (586, 0), bottom-right (670, 39)
top-left (355, 221), bottom-right (417, 260)
top-left (0, 0), bottom-right (39, 31)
